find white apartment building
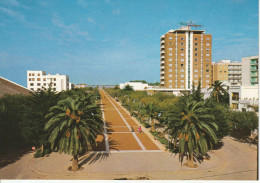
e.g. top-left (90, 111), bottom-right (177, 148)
top-left (228, 62), bottom-right (242, 85)
top-left (27, 70), bottom-right (69, 92)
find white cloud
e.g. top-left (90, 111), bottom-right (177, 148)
top-left (87, 17), bottom-right (95, 24)
top-left (77, 0), bottom-right (88, 7)
top-left (8, 0), bottom-right (20, 7)
top-left (112, 9), bottom-right (120, 15)
top-left (0, 7), bottom-right (25, 21)
top-left (51, 15), bottom-right (91, 42)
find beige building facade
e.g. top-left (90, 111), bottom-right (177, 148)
top-left (160, 26), bottom-right (212, 90)
top-left (212, 60), bottom-right (242, 86)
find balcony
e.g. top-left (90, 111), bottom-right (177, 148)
top-left (161, 81), bottom-right (165, 84)
top-left (161, 61), bottom-right (165, 64)
top-left (161, 50), bottom-right (165, 54)
top-left (161, 71), bottom-right (165, 74)
top-left (161, 55), bottom-right (165, 59)
top-left (160, 66), bottom-right (165, 69)
top-left (161, 45), bottom-right (165, 49)
top-left (161, 40), bottom-right (165, 44)
top-left (161, 76), bottom-right (165, 79)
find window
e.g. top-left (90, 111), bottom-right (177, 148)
top-left (195, 64), bottom-right (198, 67)
top-left (37, 83), bottom-right (41, 86)
top-left (38, 73), bottom-right (40, 76)
top-left (206, 48), bottom-right (210, 51)
top-left (169, 80), bottom-right (172, 83)
top-left (206, 53), bottom-right (210, 56)
top-left (37, 78), bottom-right (41, 81)
top-left (232, 92), bottom-right (239, 101)
top-left (30, 88), bottom-right (34, 91)
top-left (206, 43), bottom-right (210, 46)
top-left (181, 74), bottom-right (184, 77)
top-left (169, 48), bottom-right (172, 51)
top-left (206, 37), bottom-right (210, 41)
top-left (195, 38), bottom-right (198, 40)
top-left (195, 48), bottom-right (198, 51)
top-left (181, 85), bottom-right (184, 88)
top-left (53, 88), bottom-right (56, 91)
top-left (32, 78), bottom-right (35, 81)
top-left (194, 80), bottom-right (198, 83)
top-left (206, 69), bottom-right (209, 72)
top-left (43, 83), bottom-right (46, 86)
top-left (206, 80), bottom-right (209, 83)
top-left (54, 83), bottom-right (56, 86)
top-left (181, 43), bottom-right (184, 46)
top-left (206, 75), bottom-right (210, 78)
top-left (29, 78), bottom-right (31, 81)
top-left (169, 36), bottom-right (173, 40)
top-left (194, 69), bottom-right (198, 72)
top-left (206, 59), bottom-right (210, 61)
top-left (169, 69), bottom-right (172, 72)
top-left (181, 58), bottom-right (184, 62)
top-left (29, 73), bottom-right (31, 76)
top-left (169, 58), bottom-right (172, 61)
top-left (181, 64), bottom-right (184, 67)
top-left (169, 42), bottom-right (173, 46)
top-left (181, 48), bottom-right (184, 51)
top-left (181, 37), bottom-right (184, 40)
top-left (169, 53), bottom-right (172, 56)
top-left (206, 64), bottom-right (209, 67)
top-left (195, 43), bottom-right (198, 46)
top-left (220, 71), bottom-right (222, 73)
top-left (169, 85), bottom-right (172, 88)
top-left (194, 59), bottom-right (198, 62)
top-left (54, 78), bottom-right (56, 81)
top-left (181, 69), bottom-right (184, 72)
top-left (30, 83), bottom-right (34, 86)
top-left (169, 64), bottom-right (172, 66)
top-left (181, 80), bottom-right (184, 83)
top-left (194, 75), bottom-right (198, 77)
top-left (181, 53), bottom-right (184, 56)
top-left (169, 74), bottom-right (172, 77)
top-left (195, 53), bottom-right (198, 56)
top-left (43, 78), bottom-right (46, 81)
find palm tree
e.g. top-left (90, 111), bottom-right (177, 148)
top-left (45, 96), bottom-right (103, 171)
top-left (208, 80), bottom-right (228, 103)
top-left (168, 94), bottom-right (218, 167)
top-left (143, 103), bottom-right (158, 132)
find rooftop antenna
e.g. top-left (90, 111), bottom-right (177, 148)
top-left (178, 21), bottom-right (204, 30)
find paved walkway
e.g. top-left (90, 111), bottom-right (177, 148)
top-left (0, 137), bottom-right (257, 180)
top-left (98, 89), bottom-right (163, 152)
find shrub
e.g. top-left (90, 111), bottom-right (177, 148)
top-left (34, 149), bottom-right (44, 158)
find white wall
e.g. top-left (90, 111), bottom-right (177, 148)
top-left (119, 82), bottom-right (149, 91)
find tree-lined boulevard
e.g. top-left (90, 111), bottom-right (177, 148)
top-left (0, 84), bottom-right (258, 180)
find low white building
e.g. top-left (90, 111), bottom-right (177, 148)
top-left (119, 82), bottom-right (149, 91)
top-left (27, 70), bottom-right (69, 92)
top-left (229, 85), bottom-right (258, 112)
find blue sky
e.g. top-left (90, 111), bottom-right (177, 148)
top-left (0, 0), bottom-right (258, 86)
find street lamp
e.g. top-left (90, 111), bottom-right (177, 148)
top-left (124, 95), bottom-right (130, 110)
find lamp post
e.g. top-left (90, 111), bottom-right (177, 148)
top-left (124, 95), bottom-right (130, 110)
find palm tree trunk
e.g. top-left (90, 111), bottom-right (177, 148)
top-left (187, 152), bottom-right (194, 167)
top-left (217, 93), bottom-right (219, 103)
top-left (72, 155), bottom-right (79, 171)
